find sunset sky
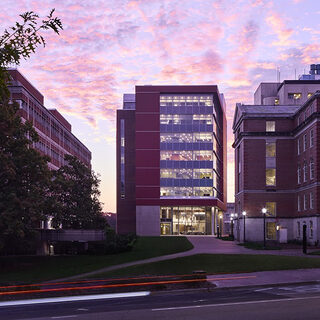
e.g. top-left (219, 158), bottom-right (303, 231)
top-left (2, 0), bottom-right (320, 212)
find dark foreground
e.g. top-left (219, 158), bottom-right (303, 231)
top-left (2, 282), bottom-right (320, 319)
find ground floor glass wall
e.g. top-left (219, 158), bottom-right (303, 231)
top-left (160, 206), bottom-right (212, 235)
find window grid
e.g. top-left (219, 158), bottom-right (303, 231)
top-left (160, 94), bottom-right (218, 198)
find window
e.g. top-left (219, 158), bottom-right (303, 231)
top-left (303, 162), bottom-right (307, 182)
top-left (288, 93), bottom-right (302, 100)
top-left (310, 129), bottom-right (314, 147)
top-left (303, 134), bottom-right (307, 151)
top-left (297, 165), bottom-right (301, 184)
top-left (297, 139), bottom-right (300, 155)
top-left (266, 121), bottom-right (275, 132)
top-left (304, 194), bottom-right (307, 210)
top-left (266, 169), bottom-right (276, 186)
top-left (308, 93), bottom-right (314, 99)
top-left (310, 159), bottom-right (314, 179)
top-left (297, 221), bottom-right (301, 237)
top-left (310, 221), bottom-right (313, 238)
top-left (266, 202), bottom-right (276, 216)
top-left (298, 196), bottom-right (301, 212)
top-left (266, 142), bottom-right (276, 157)
top-left (275, 98), bottom-right (279, 105)
top-left (266, 222), bottom-right (276, 240)
top-left (310, 193), bottom-right (314, 209)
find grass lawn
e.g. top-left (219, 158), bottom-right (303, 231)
top-left (0, 236), bottom-right (193, 284)
top-left (94, 254), bottom-right (320, 279)
top-left (308, 250), bottom-right (320, 255)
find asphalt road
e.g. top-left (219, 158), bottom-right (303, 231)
top-left (2, 283), bottom-right (320, 320)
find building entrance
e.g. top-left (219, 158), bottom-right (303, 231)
top-left (160, 206), bottom-right (212, 235)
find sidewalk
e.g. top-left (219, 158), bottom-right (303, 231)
top-left (208, 268), bottom-right (320, 288)
top-left (186, 236), bottom-right (320, 257)
top-left (51, 236), bottom-right (320, 282)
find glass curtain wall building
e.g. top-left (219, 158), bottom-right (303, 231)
top-left (159, 94), bottom-right (219, 235)
top-left (117, 86), bottom-right (227, 236)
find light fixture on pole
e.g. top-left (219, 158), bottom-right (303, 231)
top-left (218, 214), bottom-right (223, 238)
top-left (242, 211), bottom-right (247, 242)
top-left (230, 213), bottom-right (234, 238)
top-left (262, 208), bottom-right (267, 249)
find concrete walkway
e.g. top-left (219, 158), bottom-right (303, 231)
top-left (209, 268), bottom-right (320, 288)
top-left (51, 236), bottom-right (320, 282)
top-left (186, 236), bottom-right (320, 257)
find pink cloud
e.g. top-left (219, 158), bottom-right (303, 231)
top-left (266, 12), bottom-right (295, 46)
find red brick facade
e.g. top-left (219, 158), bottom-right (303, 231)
top-left (8, 69), bottom-right (91, 169)
top-left (234, 94), bottom-right (320, 220)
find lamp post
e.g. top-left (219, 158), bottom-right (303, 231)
top-left (234, 213), bottom-right (238, 240)
top-left (230, 213), bottom-right (234, 239)
top-left (218, 214), bottom-right (223, 238)
top-left (262, 208), bottom-right (267, 249)
top-left (242, 211), bottom-right (247, 242)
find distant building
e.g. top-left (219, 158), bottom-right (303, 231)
top-left (233, 64), bottom-right (320, 244)
top-left (7, 69), bottom-right (91, 169)
top-left (117, 85), bottom-right (227, 236)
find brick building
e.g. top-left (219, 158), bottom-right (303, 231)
top-left (117, 86), bottom-right (227, 235)
top-left (232, 65), bottom-right (320, 244)
top-left (7, 69), bottom-right (91, 169)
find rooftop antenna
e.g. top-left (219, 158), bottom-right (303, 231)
top-left (277, 67), bottom-right (280, 83)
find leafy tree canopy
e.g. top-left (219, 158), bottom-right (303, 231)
top-left (0, 9), bottom-right (63, 97)
top-left (0, 10), bottom-right (62, 253)
top-left (50, 155), bottom-right (105, 230)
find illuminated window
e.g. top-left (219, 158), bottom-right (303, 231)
top-left (266, 202), bottom-right (276, 216)
top-left (275, 98), bottom-right (279, 105)
top-left (266, 142), bottom-right (276, 157)
top-left (266, 222), bottom-right (276, 240)
top-left (160, 94), bottom-right (217, 199)
top-left (288, 93), bottom-right (302, 100)
top-left (308, 93), bottom-right (314, 99)
top-left (266, 169), bottom-right (276, 186)
top-left (266, 121), bottom-right (275, 132)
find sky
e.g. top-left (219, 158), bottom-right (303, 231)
top-left (1, 0), bottom-right (320, 212)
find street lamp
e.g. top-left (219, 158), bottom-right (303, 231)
top-left (218, 214), bottom-right (223, 238)
top-left (262, 208), bottom-right (267, 249)
top-left (230, 213), bottom-right (234, 238)
top-left (242, 211), bottom-right (247, 242)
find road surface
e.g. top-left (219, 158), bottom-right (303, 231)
top-left (1, 283), bottom-right (320, 319)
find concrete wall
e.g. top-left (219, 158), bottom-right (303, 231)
top-left (233, 216), bottom-right (320, 245)
top-left (136, 205), bottom-right (160, 236)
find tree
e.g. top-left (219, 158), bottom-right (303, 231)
top-left (0, 97), bottom-right (53, 253)
top-left (0, 9), bottom-right (62, 94)
top-left (49, 154), bottom-right (105, 230)
top-left (0, 10), bottom-right (62, 253)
